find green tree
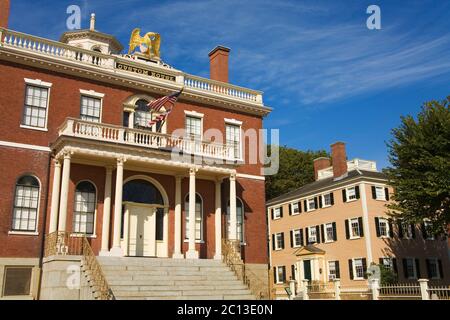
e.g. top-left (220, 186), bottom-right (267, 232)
top-left (265, 145), bottom-right (328, 200)
top-left (379, 264), bottom-right (398, 285)
top-left (384, 97), bottom-right (450, 235)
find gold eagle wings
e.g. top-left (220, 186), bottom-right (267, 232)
top-left (128, 28), bottom-right (161, 58)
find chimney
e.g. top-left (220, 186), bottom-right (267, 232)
top-left (208, 46), bottom-right (230, 83)
top-left (0, 0), bottom-right (10, 29)
top-left (89, 13), bottom-right (96, 31)
top-left (331, 142), bottom-right (348, 178)
top-left (313, 157), bottom-right (331, 181)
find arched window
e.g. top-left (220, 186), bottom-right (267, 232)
top-left (184, 193), bottom-right (203, 241)
top-left (123, 179), bottom-right (164, 205)
top-left (134, 99), bottom-right (152, 129)
top-left (227, 198), bottom-right (244, 242)
top-left (73, 181), bottom-right (96, 235)
top-left (12, 175), bottom-right (40, 232)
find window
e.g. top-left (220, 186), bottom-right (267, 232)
top-left (134, 99), bottom-right (153, 128)
top-left (12, 175), bottom-right (39, 232)
top-left (377, 218), bottom-right (389, 237)
top-left (374, 186), bottom-right (386, 200)
top-left (400, 221), bottom-right (414, 239)
top-left (227, 198), bottom-right (244, 242)
top-left (2, 267), bottom-right (32, 296)
top-left (422, 220), bottom-right (434, 240)
top-left (381, 257), bottom-right (394, 270)
top-left (291, 202), bottom-right (300, 215)
top-left (273, 207), bottom-right (281, 219)
top-left (308, 227), bottom-right (317, 243)
top-left (426, 259), bottom-right (441, 279)
top-left (349, 218), bottom-right (362, 238)
top-left (292, 229), bottom-right (302, 247)
top-left (185, 193), bottom-right (203, 241)
top-left (353, 258), bottom-right (365, 280)
top-left (347, 187), bottom-right (357, 201)
top-left (322, 193), bottom-right (332, 207)
top-left (307, 198), bottom-right (316, 211)
top-left (22, 85), bottom-right (49, 128)
top-left (73, 181), bottom-right (96, 235)
top-left (325, 223), bottom-right (335, 242)
top-left (185, 116), bottom-right (202, 140)
top-left (226, 124), bottom-right (241, 159)
top-left (404, 258), bottom-right (417, 279)
top-left (274, 232), bottom-right (284, 250)
top-left (80, 95), bottom-right (101, 122)
top-left (328, 261), bottom-right (340, 281)
top-left (275, 266), bottom-right (286, 284)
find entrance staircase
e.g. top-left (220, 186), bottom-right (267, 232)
top-left (97, 257), bottom-right (256, 300)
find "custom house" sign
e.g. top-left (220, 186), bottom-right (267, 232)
top-left (115, 62), bottom-right (176, 82)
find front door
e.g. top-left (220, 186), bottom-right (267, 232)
top-left (303, 260), bottom-right (312, 281)
top-left (128, 205), bottom-right (156, 257)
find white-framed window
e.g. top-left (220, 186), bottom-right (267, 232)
top-left (378, 217), bottom-right (390, 237)
top-left (349, 218), bottom-right (361, 239)
top-left (322, 193), bottom-right (332, 207)
top-left (80, 95), bottom-right (101, 122)
top-left (381, 257), bottom-right (394, 270)
top-left (275, 266), bottom-right (286, 284)
top-left (307, 198), bottom-right (316, 211)
top-left (426, 258), bottom-right (440, 279)
top-left (226, 123), bottom-right (241, 159)
top-left (374, 186), bottom-right (386, 200)
top-left (185, 193), bottom-right (203, 241)
top-left (73, 181), bottom-right (96, 235)
top-left (12, 176), bottom-right (40, 232)
top-left (325, 223), bottom-right (335, 242)
top-left (347, 187), bottom-right (357, 201)
top-left (185, 115), bottom-right (202, 140)
top-left (274, 233), bottom-right (284, 250)
top-left (328, 261), bottom-right (339, 281)
top-left (22, 84), bottom-right (49, 129)
top-left (273, 207), bottom-right (281, 220)
top-left (401, 221), bottom-right (414, 239)
top-left (291, 202), bottom-right (300, 215)
top-left (353, 258), bottom-right (365, 280)
top-left (423, 220), bottom-right (434, 240)
top-left (293, 229), bottom-right (302, 247)
top-left (134, 99), bottom-right (153, 128)
top-left (227, 198), bottom-right (244, 243)
top-left (308, 226), bottom-right (317, 243)
top-left (405, 258), bottom-right (417, 279)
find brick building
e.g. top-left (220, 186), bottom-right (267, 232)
top-left (267, 142), bottom-right (449, 299)
top-left (0, 1), bottom-right (270, 299)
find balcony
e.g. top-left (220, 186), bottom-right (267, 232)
top-left (58, 118), bottom-right (238, 162)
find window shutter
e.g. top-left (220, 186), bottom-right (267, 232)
top-left (281, 232), bottom-right (285, 249)
top-left (316, 225), bottom-right (321, 243)
top-left (298, 202), bottom-right (302, 213)
top-left (321, 224), bottom-right (325, 242)
top-left (397, 220), bottom-right (404, 238)
top-left (371, 186), bottom-right (377, 199)
top-left (379, 258), bottom-right (383, 265)
top-left (348, 259), bottom-right (354, 280)
top-left (402, 259), bottom-right (408, 278)
top-left (384, 188), bottom-right (389, 201)
top-left (288, 204), bottom-right (292, 216)
top-left (438, 260), bottom-right (443, 278)
top-left (362, 258), bottom-right (368, 279)
top-left (273, 267), bottom-right (277, 284)
top-left (375, 217), bottom-right (381, 237)
top-left (291, 264), bottom-right (296, 280)
top-left (330, 192), bottom-right (334, 205)
top-left (319, 196), bottom-right (323, 208)
top-left (332, 222), bottom-right (337, 241)
top-left (345, 220), bottom-right (350, 239)
top-left (426, 259), bottom-right (432, 279)
top-left (279, 206), bottom-right (283, 218)
top-left (342, 189), bottom-right (347, 203)
top-left (271, 208), bottom-right (274, 220)
top-left (411, 224), bottom-right (416, 238)
top-left (303, 200), bottom-right (307, 212)
top-left (415, 259), bottom-right (421, 278)
top-left (392, 258), bottom-right (398, 274)
top-left (290, 230), bottom-right (293, 248)
top-left (305, 227), bottom-right (309, 245)
top-left (358, 217), bottom-right (364, 237)
top-left (335, 261), bottom-right (340, 279)
top-left (421, 223), bottom-right (427, 239)
top-left (282, 266), bottom-right (286, 283)
top-left (300, 229), bottom-right (304, 246)
top-left (355, 186), bottom-right (360, 199)
top-left (272, 234), bottom-right (275, 251)
top-left (388, 219), bottom-right (394, 238)
top-left (314, 197), bottom-right (318, 209)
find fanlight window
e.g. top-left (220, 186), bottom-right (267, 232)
top-left (73, 181), bottom-right (96, 235)
top-left (12, 175), bottom-right (40, 232)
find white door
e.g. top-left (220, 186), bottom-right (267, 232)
top-left (128, 205), bottom-right (156, 257)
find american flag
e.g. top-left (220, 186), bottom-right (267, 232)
top-left (147, 89), bottom-right (182, 128)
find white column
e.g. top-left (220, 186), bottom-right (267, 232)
top-left (214, 178), bottom-right (222, 260)
top-left (49, 159), bottom-right (61, 233)
top-left (172, 175), bottom-right (184, 259)
top-left (57, 152), bottom-right (71, 232)
top-left (185, 168), bottom-right (199, 259)
top-left (110, 157), bottom-right (125, 256)
top-left (359, 183), bottom-right (373, 263)
top-left (229, 173), bottom-right (237, 240)
top-left (100, 167), bottom-right (113, 255)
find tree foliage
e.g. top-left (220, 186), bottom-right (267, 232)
top-left (265, 145), bottom-right (328, 200)
top-left (384, 97), bottom-right (450, 235)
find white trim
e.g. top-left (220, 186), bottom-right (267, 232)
top-left (274, 232), bottom-right (284, 251)
top-left (377, 216), bottom-right (390, 238)
top-left (273, 207), bottom-right (281, 220)
top-left (224, 118), bottom-right (243, 125)
top-left (184, 192), bottom-right (204, 242)
top-left (24, 78), bottom-right (53, 88)
top-left (80, 92), bottom-right (104, 123)
top-left (321, 193), bottom-right (332, 208)
top-left (323, 222), bottom-right (335, 243)
top-left (360, 183), bottom-right (373, 263)
top-left (0, 140), bottom-right (51, 152)
top-left (306, 197), bottom-right (317, 212)
top-left (8, 231), bottom-right (39, 236)
top-left (19, 125), bottom-right (48, 132)
top-left (11, 174), bottom-right (42, 234)
top-left (73, 180), bottom-right (98, 236)
top-left (292, 229), bottom-right (302, 248)
top-left (352, 258), bottom-right (365, 280)
top-left (184, 110), bottom-right (204, 118)
top-left (290, 202), bottom-right (300, 215)
top-left (79, 89), bottom-right (105, 98)
top-left (348, 218), bottom-right (362, 240)
top-left (236, 173), bottom-right (265, 181)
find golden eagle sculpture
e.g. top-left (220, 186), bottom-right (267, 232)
top-left (128, 28), bottom-right (161, 59)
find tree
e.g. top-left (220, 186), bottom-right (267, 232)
top-left (384, 97), bottom-right (450, 235)
top-left (265, 145), bottom-right (328, 200)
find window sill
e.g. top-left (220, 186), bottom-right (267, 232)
top-left (346, 199), bottom-right (358, 203)
top-left (70, 234), bottom-right (97, 238)
top-left (8, 231), bottom-right (39, 236)
top-left (306, 209), bottom-right (316, 213)
top-left (324, 240), bottom-right (335, 244)
top-left (291, 212), bottom-right (300, 216)
top-left (352, 278), bottom-right (366, 281)
top-left (322, 204), bottom-right (332, 209)
top-left (375, 198), bottom-right (387, 202)
top-left (274, 248), bottom-right (283, 251)
top-left (349, 236), bottom-right (361, 240)
top-left (183, 240), bottom-right (205, 244)
top-left (273, 217), bottom-right (282, 220)
top-left (20, 125), bottom-right (48, 132)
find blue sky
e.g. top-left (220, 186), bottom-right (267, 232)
top-left (9, 0), bottom-right (450, 169)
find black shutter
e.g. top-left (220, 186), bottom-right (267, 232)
top-left (319, 196), bottom-right (323, 208)
top-left (272, 234), bottom-right (275, 251)
top-left (321, 224), bottom-right (325, 242)
top-left (279, 206), bottom-right (283, 218)
top-left (300, 229), bottom-right (304, 246)
top-left (303, 200), bottom-right (307, 212)
top-left (314, 197), bottom-right (318, 209)
top-left (332, 222), bottom-right (337, 241)
top-left (375, 217), bottom-right (381, 237)
top-left (379, 258), bottom-right (383, 265)
top-left (415, 259), bottom-right (421, 278)
top-left (273, 267), bottom-right (277, 284)
top-left (397, 220), bottom-right (404, 238)
top-left (291, 264), bottom-right (296, 280)
top-left (392, 258), bottom-right (398, 274)
top-left (355, 186), bottom-right (360, 199)
top-left (345, 220), bottom-right (350, 239)
top-left (288, 204), bottom-right (292, 215)
top-left (388, 219), bottom-right (394, 238)
top-left (426, 259), bottom-right (432, 279)
top-left (371, 186), bottom-right (377, 199)
top-left (358, 217), bottom-right (364, 237)
top-left (362, 258), bottom-right (368, 279)
top-left (330, 192), bottom-right (334, 205)
top-left (421, 223), bottom-right (427, 239)
top-left (305, 227), bottom-right (309, 244)
top-left (290, 230), bottom-right (293, 248)
top-left (280, 232), bottom-right (285, 249)
top-left (384, 188), bottom-right (390, 201)
top-left (335, 261), bottom-right (340, 278)
top-left (402, 259), bottom-right (408, 278)
top-left (342, 189), bottom-right (347, 203)
top-left (298, 202), bottom-right (302, 213)
top-left (411, 224), bottom-right (416, 238)
top-left (316, 225), bottom-right (321, 243)
top-left (348, 259), bottom-right (354, 280)
top-left (282, 266), bottom-right (286, 283)
top-left (271, 208), bottom-right (274, 220)
top-left (438, 260), bottom-right (443, 278)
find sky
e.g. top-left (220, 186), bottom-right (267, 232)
top-left (8, 0), bottom-right (450, 169)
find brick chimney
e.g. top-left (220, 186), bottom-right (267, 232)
top-left (313, 157), bottom-right (331, 181)
top-left (0, 0), bottom-right (10, 29)
top-left (331, 142), bottom-right (348, 178)
top-left (209, 46), bottom-right (230, 83)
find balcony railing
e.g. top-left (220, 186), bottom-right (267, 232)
top-left (58, 118), bottom-right (238, 161)
top-left (0, 28), bottom-right (263, 105)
